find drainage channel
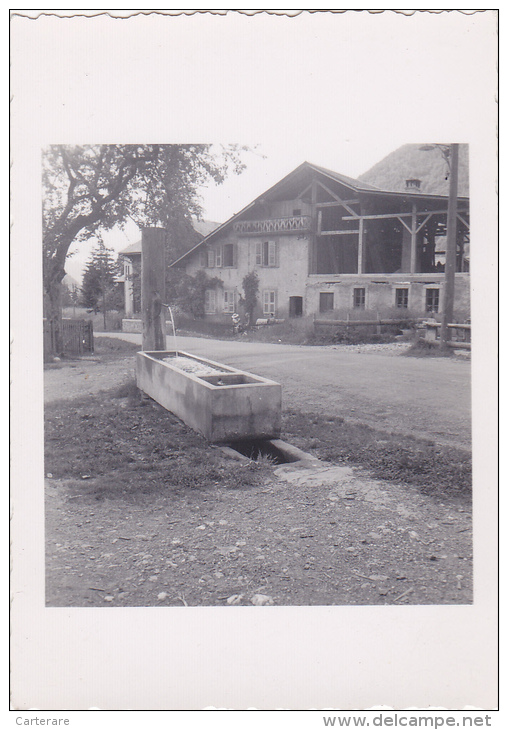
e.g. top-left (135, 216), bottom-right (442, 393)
top-left (220, 438), bottom-right (320, 466)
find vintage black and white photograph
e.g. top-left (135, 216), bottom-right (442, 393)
top-left (42, 143), bottom-right (473, 609)
top-left (11, 9), bottom-right (498, 712)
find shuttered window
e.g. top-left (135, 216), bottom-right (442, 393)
top-left (207, 249), bottom-right (215, 268)
top-left (256, 241), bottom-right (278, 267)
top-left (204, 289), bottom-right (216, 314)
top-left (223, 290), bottom-right (235, 313)
top-left (268, 240), bottom-right (277, 267)
top-left (215, 246), bottom-right (222, 268)
top-left (223, 243), bottom-right (237, 267)
top-left (263, 290), bottom-right (277, 315)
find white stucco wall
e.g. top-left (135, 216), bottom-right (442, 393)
top-left (184, 229), bottom-right (310, 320)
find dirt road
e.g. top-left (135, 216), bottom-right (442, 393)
top-left (94, 334), bottom-right (471, 450)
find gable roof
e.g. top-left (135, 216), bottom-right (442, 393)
top-left (303, 162), bottom-right (385, 193)
top-left (170, 160), bottom-right (469, 267)
top-left (119, 218), bottom-right (221, 256)
top-left (120, 240), bottom-right (144, 256)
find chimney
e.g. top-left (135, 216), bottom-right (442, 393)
top-left (405, 178), bottom-right (422, 192)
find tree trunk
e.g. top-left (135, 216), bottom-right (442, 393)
top-left (102, 285), bottom-right (107, 331)
top-left (44, 279), bottom-right (63, 356)
top-left (43, 230), bottom-right (75, 356)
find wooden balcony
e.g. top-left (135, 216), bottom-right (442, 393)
top-left (233, 215), bottom-right (311, 235)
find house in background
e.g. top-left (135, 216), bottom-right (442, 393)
top-left (170, 160), bottom-right (470, 322)
top-left (120, 218), bottom-right (220, 318)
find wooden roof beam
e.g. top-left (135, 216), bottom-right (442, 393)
top-left (342, 209), bottom-right (468, 221)
top-left (416, 214), bottom-right (433, 233)
top-left (319, 229), bottom-right (360, 236)
top-left (457, 213), bottom-right (470, 230)
top-left (294, 183), bottom-right (312, 199)
top-left (316, 181), bottom-right (358, 216)
top-left (316, 200), bottom-right (360, 208)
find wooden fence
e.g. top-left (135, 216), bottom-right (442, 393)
top-left (422, 321), bottom-right (471, 349)
top-left (314, 318), bottom-right (416, 328)
top-left (43, 318), bottom-right (94, 360)
top-left (313, 316), bottom-right (471, 349)
top-left (313, 317), bottom-right (416, 337)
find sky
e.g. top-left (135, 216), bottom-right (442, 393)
top-left (64, 139), bottom-right (403, 284)
top-left (12, 10), bottom-right (496, 285)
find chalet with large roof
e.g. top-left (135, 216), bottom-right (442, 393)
top-left (171, 160), bottom-right (470, 321)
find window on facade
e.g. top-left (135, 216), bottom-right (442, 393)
top-left (223, 243), bottom-right (236, 267)
top-left (256, 241), bottom-right (278, 267)
top-left (426, 288), bottom-right (440, 313)
top-left (319, 292), bottom-right (334, 313)
top-left (353, 288), bottom-right (366, 309)
top-left (207, 249), bottom-right (215, 268)
top-left (263, 290), bottom-right (277, 316)
top-left (204, 289), bottom-right (216, 314)
top-left (293, 208), bottom-right (302, 216)
top-left (395, 288), bottom-right (409, 308)
top-left (200, 250), bottom-right (207, 267)
top-left (223, 290), bottom-right (235, 313)
top-left (215, 247), bottom-right (222, 268)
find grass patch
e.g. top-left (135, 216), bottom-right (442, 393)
top-left (44, 336), bottom-right (139, 369)
top-left (45, 365), bottom-right (471, 505)
top-left (283, 409), bottom-right (471, 501)
top-left (404, 339), bottom-right (455, 358)
top-left (45, 380), bottom-right (270, 502)
top-left (176, 316), bottom-right (234, 340)
top-left (308, 329), bottom-right (403, 346)
top-left (175, 315), bottom-right (410, 347)
top-left (93, 336), bottom-right (140, 359)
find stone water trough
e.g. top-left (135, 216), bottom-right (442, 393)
top-left (136, 350), bottom-right (282, 443)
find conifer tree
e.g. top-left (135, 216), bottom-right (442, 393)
top-left (81, 243), bottom-right (120, 329)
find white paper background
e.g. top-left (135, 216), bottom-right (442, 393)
top-left (10, 9), bottom-right (499, 713)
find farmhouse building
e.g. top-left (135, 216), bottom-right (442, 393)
top-left (170, 161), bottom-right (470, 322)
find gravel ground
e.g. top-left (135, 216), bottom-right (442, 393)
top-left (46, 462), bottom-right (473, 608)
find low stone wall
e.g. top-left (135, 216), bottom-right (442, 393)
top-left (122, 318), bottom-right (172, 334)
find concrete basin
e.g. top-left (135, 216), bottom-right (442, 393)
top-left (136, 350), bottom-right (282, 443)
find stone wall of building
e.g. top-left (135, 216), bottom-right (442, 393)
top-left (184, 231), bottom-right (310, 321)
top-left (306, 272), bottom-right (470, 319)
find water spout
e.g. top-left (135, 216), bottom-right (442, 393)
top-left (162, 303), bottom-right (178, 355)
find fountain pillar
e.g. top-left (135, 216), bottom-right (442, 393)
top-left (141, 227), bottom-right (166, 351)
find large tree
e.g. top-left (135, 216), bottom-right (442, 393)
top-left (43, 144), bottom-right (248, 353)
